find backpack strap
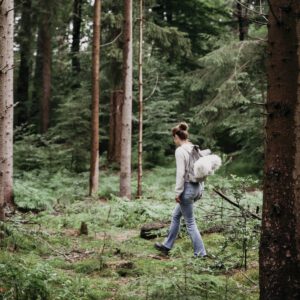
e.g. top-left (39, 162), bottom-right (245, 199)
top-left (181, 144), bottom-right (202, 181)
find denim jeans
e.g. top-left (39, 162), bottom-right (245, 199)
top-left (163, 182), bottom-right (206, 257)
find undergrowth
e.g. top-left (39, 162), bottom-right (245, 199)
top-left (0, 165), bottom-right (262, 299)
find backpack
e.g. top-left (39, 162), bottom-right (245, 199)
top-left (183, 144), bottom-right (222, 183)
top-left (183, 144), bottom-right (204, 183)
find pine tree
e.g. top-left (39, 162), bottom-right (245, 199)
top-left (259, 1), bottom-right (300, 298)
top-left (120, 0), bottom-right (133, 199)
top-left (71, 0), bottom-right (83, 74)
top-left (108, 90), bottom-right (123, 164)
top-left (39, 0), bottom-right (52, 133)
top-left (15, 0), bottom-right (33, 126)
top-left (136, 0), bottom-right (144, 198)
top-left (89, 0), bottom-right (101, 196)
top-left (0, 0), bottom-right (14, 219)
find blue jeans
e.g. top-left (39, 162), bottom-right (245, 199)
top-left (163, 182), bottom-right (206, 257)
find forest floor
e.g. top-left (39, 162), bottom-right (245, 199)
top-left (0, 166), bottom-right (261, 299)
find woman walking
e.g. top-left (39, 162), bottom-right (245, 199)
top-left (154, 122), bottom-right (207, 258)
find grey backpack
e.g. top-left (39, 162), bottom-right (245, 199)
top-left (183, 144), bottom-right (204, 183)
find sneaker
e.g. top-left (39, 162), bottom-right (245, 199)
top-left (192, 254), bottom-right (207, 259)
top-left (154, 242), bottom-right (170, 255)
top-left (194, 253), bottom-right (215, 259)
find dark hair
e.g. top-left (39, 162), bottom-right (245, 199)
top-left (172, 122), bottom-right (189, 140)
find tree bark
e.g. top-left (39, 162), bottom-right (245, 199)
top-left (71, 0), bottom-right (83, 74)
top-left (0, 0), bottom-right (14, 219)
top-left (15, 0), bottom-right (32, 126)
top-left (136, 0), bottom-right (143, 199)
top-left (40, 6), bottom-right (51, 133)
top-left (108, 90), bottom-right (123, 164)
top-left (89, 0), bottom-right (101, 196)
top-left (32, 25), bottom-right (43, 127)
top-left (259, 1), bottom-right (300, 298)
top-left (236, 1), bottom-right (249, 41)
top-left (120, 0), bottom-right (133, 199)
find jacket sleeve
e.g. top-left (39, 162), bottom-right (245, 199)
top-left (175, 148), bottom-right (186, 197)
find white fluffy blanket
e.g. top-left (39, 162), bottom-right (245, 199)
top-left (194, 154), bottom-right (222, 178)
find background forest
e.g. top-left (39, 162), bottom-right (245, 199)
top-left (13, 0), bottom-right (266, 178)
top-left (1, 0), bottom-right (270, 299)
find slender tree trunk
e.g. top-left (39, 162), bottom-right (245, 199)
top-left (15, 0), bottom-right (32, 126)
top-left (120, 0), bottom-right (133, 199)
top-left (259, 1), bottom-right (300, 298)
top-left (0, 0), bottom-right (14, 219)
top-left (137, 0), bottom-right (143, 199)
top-left (40, 8), bottom-right (51, 133)
top-left (108, 90), bottom-right (123, 164)
top-left (71, 0), bottom-right (83, 74)
top-left (108, 92), bottom-right (115, 163)
top-left (89, 0), bottom-right (101, 196)
top-left (32, 26), bottom-right (43, 127)
top-left (236, 1), bottom-right (249, 41)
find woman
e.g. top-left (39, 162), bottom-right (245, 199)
top-left (154, 122), bottom-right (207, 258)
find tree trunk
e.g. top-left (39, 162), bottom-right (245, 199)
top-left (32, 25), bottom-right (43, 127)
top-left (120, 0), bottom-right (133, 199)
top-left (15, 0), bottom-right (32, 126)
top-left (71, 0), bottom-right (83, 74)
top-left (259, 1), bottom-right (300, 298)
top-left (108, 90), bottom-right (123, 164)
top-left (89, 0), bottom-right (101, 196)
top-left (136, 0), bottom-right (143, 199)
top-left (40, 7), bottom-right (51, 133)
top-left (0, 0), bottom-right (14, 219)
top-left (236, 1), bottom-right (249, 41)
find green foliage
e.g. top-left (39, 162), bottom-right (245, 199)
top-left (1, 165), bottom-right (261, 299)
top-left (14, 169), bottom-right (88, 211)
top-left (0, 254), bottom-right (51, 300)
top-left (182, 36), bottom-right (267, 174)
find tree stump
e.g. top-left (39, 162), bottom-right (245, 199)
top-left (79, 221), bottom-right (88, 235)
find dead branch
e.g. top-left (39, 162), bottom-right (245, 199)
top-left (144, 73), bottom-right (159, 101)
top-left (101, 31), bottom-right (122, 48)
top-left (212, 188), bottom-right (261, 220)
top-left (235, 0), bottom-right (268, 20)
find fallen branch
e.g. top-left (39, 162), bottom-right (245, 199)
top-left (212, 188), bottom-right (261, 221)
top-left (240, 270), bottom-right (258, 286)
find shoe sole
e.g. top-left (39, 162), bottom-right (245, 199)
top-left (154, 244), bottom-right (169, 255)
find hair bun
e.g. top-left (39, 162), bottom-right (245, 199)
top-left (179, 122), bottom-right (188, 131)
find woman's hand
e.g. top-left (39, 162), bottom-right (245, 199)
top-left (175, 195), bottom-right (181, 203)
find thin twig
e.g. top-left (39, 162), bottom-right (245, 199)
top-left (5, 6), bottom-right (14, 15)
top-left (99, 207), bottom-right (112, 257)
top-left (100, 31), bottom-right (122, 48)
top-left (0, 103), bottom-right (18, 120)
top-left (235, 0), bottom-right (268, 21)
top-left (247, 17), bottom-right (268, 26)
top-left (144, 73), bottom-right (159, 101)
top-left (240, 270), bottom-right (258, 286)
top-left (0, 64), bottom-right (8, 73)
